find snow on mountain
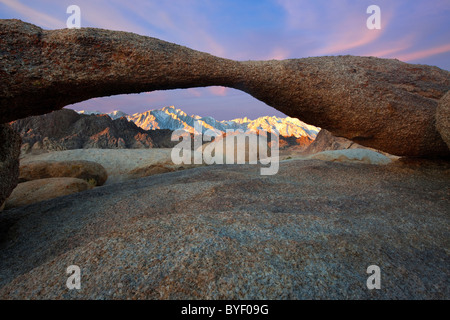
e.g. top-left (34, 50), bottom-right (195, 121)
top-left (77, 110), bottom-right (102, 116)
top-left (75, 106), bottom-right (320, 139)
top-left (107, 110), bottom-right (129, 120)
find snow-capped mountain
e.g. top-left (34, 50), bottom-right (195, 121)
top-left (76, 106), bottom-right (320, 139)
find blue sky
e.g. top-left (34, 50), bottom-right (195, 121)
top-left (1, 0), bottom-right (449, 120)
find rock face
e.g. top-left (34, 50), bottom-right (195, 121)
top-left (0, 124), bottom-right (21, 209)
top-left (4, 177), bottom-right (93, 209)
top-left (278, 135), bottom-right (314, 151)
top-left (19, 160), bottom-right (108, 186)
top-left (437, 91), bottom-right (450, 149)
top-left (304, 129), bottom-right (361, 154)
top-left (1, 19), bottom-right (449, 157)
top-left (11, 109), bottom-right (156, 152)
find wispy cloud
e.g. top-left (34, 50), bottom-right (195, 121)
top-left (107, 0), bottom-right (227, 56)
top-left (209, 86), bottom-right (228, 96)
top-left (187, 88), bottom-right (202, 97)
top-left (266, 47), bottom-right (291, 60)
top-left (0, 0), bottom-right (63, 29)
top-left (277, 0), bottom-right (321, 30)
top-left (396, 44), bottom-right (450, 62)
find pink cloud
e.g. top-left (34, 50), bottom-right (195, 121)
top-left (187, 88), bottom-right (202, 97)
top-left (112, 1), bottom-right (226, 57)
top-left (395, 44), bottom-right (450, 62)
top-left (75, 1), bottom-right (149, 35)
top-left (315, 30), bottom-right (382, 55)
top-left (313, 7), bottom-right (394, 56)
top-left (277, 0), bottom-right (399, 57)
top-left (361, 34), bottom-right (416, 59)
top-left (1, 0), bottom-right (63, 29)
top-left (266, 47), bottom-right (291, 60)
top-left (209, 86), bottom-right (228, 96)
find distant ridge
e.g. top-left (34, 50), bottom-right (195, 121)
top-left (76, 106), bottom-right (320, 139)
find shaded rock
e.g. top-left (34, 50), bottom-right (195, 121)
top-left (308, 149), bottom-right (392, 165)
top-left (0, 124), bottom-right (21, 209)
top-left (278, 135), bottom-right (313, 151)
top-left (143, 129), bottom-right (179, 149)
top-left (304, 129), bottom-right (361, 154)
top-left (1, 20), bottom-right (449, 157)
top-left (436, 91), bottom-right (450, 150)
top-left (4, 177), bottom-right (92, 209)
top-left (128, 163), bottom-right (176, 178)
top-left (126, 162), bottom-right (203, 180)
top-left (10, 109), bottom-right (156, 153)
top-left (19, 160), bottom-right (108, 186)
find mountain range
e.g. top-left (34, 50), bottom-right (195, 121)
top-left (78, 106), bottom-right (320, 139)
top-left (12, 107), bottom-right (320, 154)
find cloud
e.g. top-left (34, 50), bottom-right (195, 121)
top-left (0, 0), bottom-right (63, 29)
top-left (314, 29), bottom-right (383, 56)
top-left (209, 86), bottom-right (228, 96)
top-left (71, 0), bottom-right (149, 35)
top-left (107, 0), bottom-right (227, 56)
top-left (313, 4), bottom-right (394, 56)
top-left (266, 47), bottom-right (291, 60)
top-left (277, 0), bottom-right (321, 30)
top-left (187, 88), bottom-right (202, 97)
top-left (395, 44), bottom-right (450, 62)
top-left (276, 0), bottom-right (400, 57)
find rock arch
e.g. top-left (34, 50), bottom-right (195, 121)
top-left (1, 19), bottom-right (449, 157)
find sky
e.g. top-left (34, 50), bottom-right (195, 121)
top-left (1, 0), bottom-right (449, 120)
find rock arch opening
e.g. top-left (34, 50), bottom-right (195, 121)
top-left (66, 86), bottom-right (288, 121)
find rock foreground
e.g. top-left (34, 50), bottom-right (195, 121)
top-left (1, 19), bottom-right (449, 157)
top-left (0, 160), bottom-right (448, 299)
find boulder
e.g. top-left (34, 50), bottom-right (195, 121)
top-left (19, 160), bottom-right (108, 186)
top-left (0, 124), bottom-right (21, 209)
top-left (1, 20), bottom-right (449, 157)
top-left (308, 149), bottom-right (392, 165)
top-left (436, 91), bottom-right (450, 150)
top-left (4, 177), bottom-right (93, 209)
top-left (304, 129), bottom-right (361, 154)
top-left (127, 163), bottom-right (178, 179)
top-left (19, 148), bottom-right (176, 184)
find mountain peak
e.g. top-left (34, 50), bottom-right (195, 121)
top-left (74, 107), bottom-right (320, 139)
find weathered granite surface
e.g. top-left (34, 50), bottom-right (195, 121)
top-left (0, 159), bottom-right (448, 299)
